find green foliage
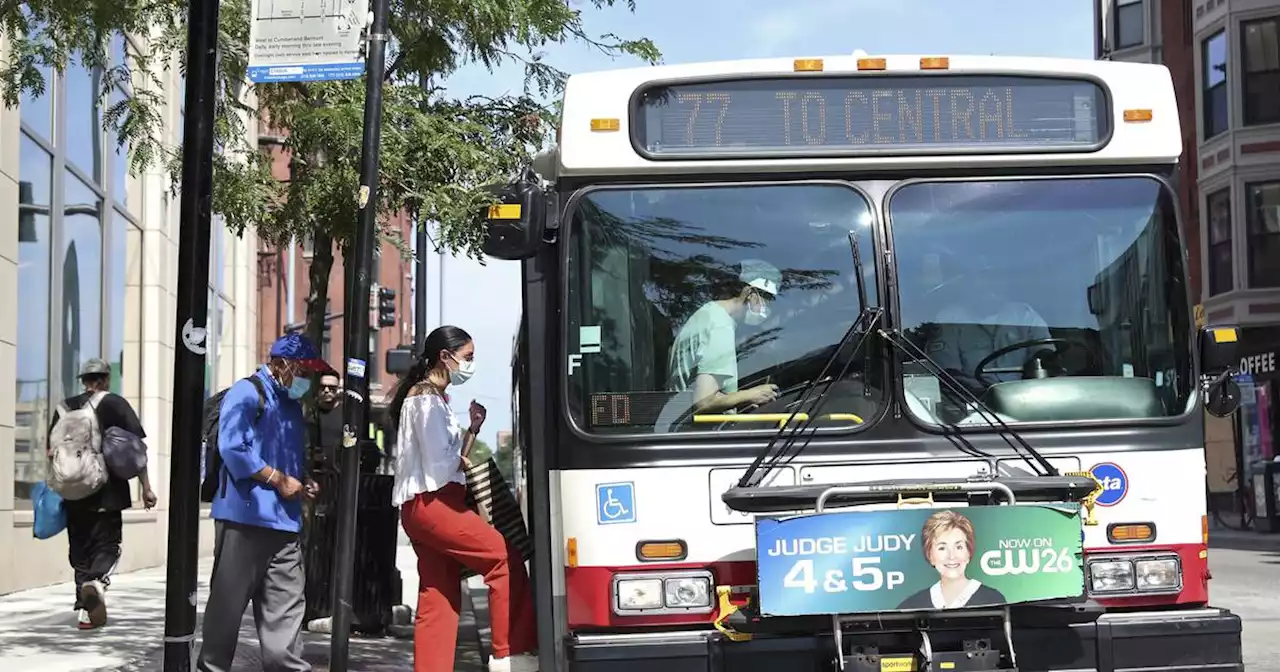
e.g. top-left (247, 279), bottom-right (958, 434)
top-left (469, 438), bottom-right (493, 465)
top-left (1, 0), bottom-right (661, 257)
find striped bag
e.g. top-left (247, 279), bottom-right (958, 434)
top-left (461, 457), bottom-right (534, 579)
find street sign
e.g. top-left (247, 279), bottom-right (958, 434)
top-left (248, 0), bottom-right (368, 83)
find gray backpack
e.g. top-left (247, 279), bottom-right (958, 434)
top-left (103, 426), bottom-right (148, 480)
top-left (47, 391), bottom-right (109, 500)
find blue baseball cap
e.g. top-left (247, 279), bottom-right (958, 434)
top-left (269, 333), bottom-right (330, 372)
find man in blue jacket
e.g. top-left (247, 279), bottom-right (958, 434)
top-left (197, 333), bottom-right (327, 672)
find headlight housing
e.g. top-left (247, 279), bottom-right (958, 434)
top-left (613, 571), bottom-right (714, 615)
top-left (1087, 554), bottom-right (1182, 596)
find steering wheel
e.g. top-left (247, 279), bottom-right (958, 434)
top-left (972, 337), bottom-right (1092, 385)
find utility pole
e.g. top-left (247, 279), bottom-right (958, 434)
top-left (162, 0), bottom-right (220, 667)
top-left (415, 71), bottom-right (429, 352)
top-left (328, 0), bottom-right (390, 665)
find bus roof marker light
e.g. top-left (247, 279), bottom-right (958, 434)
top-left (1123, 109), bottom-right (1154, 123)
top-left (919, 57), bottom-right (950, 70)
top-left (793, 58), bottom-right (824, 72)
top-left (856, 58), bottom-right (886, 71)
top-left (590, 118), bottom-right (620, 132)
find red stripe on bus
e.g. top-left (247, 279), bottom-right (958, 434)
top-left (564, 543), bottom-right (1209, 629)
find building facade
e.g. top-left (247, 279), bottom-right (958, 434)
top-left (1, 32), bottom-right (261, 595)
top-left (1097, 0), bottom-right (1280, 507)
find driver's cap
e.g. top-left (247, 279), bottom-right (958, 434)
top-left (740, 259), bottom-right (782, 296)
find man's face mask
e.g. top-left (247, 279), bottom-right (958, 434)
top-left (744, 290), bottom-right (771, 326)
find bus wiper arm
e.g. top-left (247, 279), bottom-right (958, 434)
top-left (738, 307), bottom-right (881, 489)
top-left (738, 233), bottom-right (877, 490)
top-left (879, 329), bottom-right (1058, 477)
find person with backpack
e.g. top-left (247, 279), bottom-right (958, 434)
top-left (47, 358), bottom-right (155, 630)
top-left (197, 333), bottom-right (325, 672)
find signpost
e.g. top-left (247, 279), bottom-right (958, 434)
top-left (248, 0), bottom-right (369, 83)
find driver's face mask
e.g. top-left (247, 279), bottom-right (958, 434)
top-left (744, 290), bottom-right (770, 325)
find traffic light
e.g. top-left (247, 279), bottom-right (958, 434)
top-left (377, 287), bottom-right (397, 328)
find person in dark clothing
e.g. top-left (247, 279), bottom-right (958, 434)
top-left (49, 358), bottom-right (156, 630)
top-left (309, 372), bottom-right (344, 470)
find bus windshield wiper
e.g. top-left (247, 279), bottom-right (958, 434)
top-left (878, 330), bottom-right (1058, 477)
top-left (739, 233), bottom-right (878, 489)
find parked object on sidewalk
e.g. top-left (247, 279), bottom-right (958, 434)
top-left (31, 481), bottom-right (67, 540)
top-left (462, 457), bottom-right (533, 580)
top-left (303, 469), bottom-right (405, 634)
top-left (102, 426), bottom-right (149, 480)
top-left (199, 375), bottom-right (267, 503)
top-left (47, 390), bottom-right (109, 500)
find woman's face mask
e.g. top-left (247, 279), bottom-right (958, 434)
top-left (448, 351), bottom-right (476, 385)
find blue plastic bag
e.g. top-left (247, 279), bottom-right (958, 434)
top-left (32, 481), bottom-right (67, 540)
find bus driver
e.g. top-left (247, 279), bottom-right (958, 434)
top-left (666, 259), bottom-right (784, 416)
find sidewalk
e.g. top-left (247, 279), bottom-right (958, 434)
top-left (1209, 517), bottom-right (1280, 553)
top-left (0, 541), bottom-right (485, 672)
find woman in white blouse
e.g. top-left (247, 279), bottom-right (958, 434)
top-left (388, 326), bottom-right (538, 672)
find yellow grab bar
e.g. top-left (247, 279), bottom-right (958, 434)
top-left (692, 412), bottom-right (864, 428)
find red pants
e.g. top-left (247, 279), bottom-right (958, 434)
top-left (401, 482), bottom-right (537, 672)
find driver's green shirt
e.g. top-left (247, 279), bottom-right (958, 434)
top-left (668, 301), bottom-right (739, 394)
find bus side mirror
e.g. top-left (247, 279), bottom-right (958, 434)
top-left (480, 169), bottom-right (546, 261)
top-left (1200, 325), bottom-right (1241, 418)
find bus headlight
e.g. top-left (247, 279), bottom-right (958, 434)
top-left (613, 571), bottom-right (714, 615)
top-left (664, 576), bottom-right (711, 608)
top-left (1087, 554), bottom-right (1181, 596)
top-left (1135, 557), bottom-right (1181, 591)
top-left (1088, 560), bottom-right (1135, 593)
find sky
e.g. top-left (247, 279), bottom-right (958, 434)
top-left (414, 0), bottom-right (1096, 449)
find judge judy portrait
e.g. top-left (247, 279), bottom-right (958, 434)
top-left (896, 510), bottom-right (1008, 610)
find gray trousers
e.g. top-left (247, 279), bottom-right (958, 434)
top-left (197, 520), bottom-right (311, 672)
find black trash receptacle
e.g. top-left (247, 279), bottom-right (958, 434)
top-left (302, 467), bottom-right (402, 634)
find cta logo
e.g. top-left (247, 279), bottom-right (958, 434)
top-left (1089, 462), bottom-right (1129, 507)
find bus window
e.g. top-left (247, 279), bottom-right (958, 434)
top-left (565, 183), bottom-right (884, 435)
top-left (890, 176), bottom-right (1194, 426)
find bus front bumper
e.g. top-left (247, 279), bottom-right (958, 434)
top-left (565, 607), bottom-right (1243, 672)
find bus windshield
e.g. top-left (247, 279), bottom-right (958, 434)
top-left (891, 176), bottom-right (1195, 426)
top-left (565, 183), bottom-right (884, 435)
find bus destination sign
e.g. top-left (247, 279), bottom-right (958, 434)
top-left (634, 75), bottom-right (1109, 158)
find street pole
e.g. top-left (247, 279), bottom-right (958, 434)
top-left (329, 0), bottom-right (389, 665)
top-left (415, 71), bottom-right (429, 353)
top-left (162, 0), bottom-right (220, 666)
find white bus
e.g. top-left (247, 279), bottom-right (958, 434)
top-left (486, 54), bottom-right (1245, 672)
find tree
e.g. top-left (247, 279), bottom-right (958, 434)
top-left (2, 0), bottom-right (661, 348)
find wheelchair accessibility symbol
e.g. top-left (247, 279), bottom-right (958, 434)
top-left (596, 482), bottom-right (636, 525)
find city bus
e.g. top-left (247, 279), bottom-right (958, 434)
top-left (485, 54), bottom-right (1246, 672)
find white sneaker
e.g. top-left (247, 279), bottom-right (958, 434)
top-left (76, 609), bottom-right (98, 630)
top-left (80, 580), bottom-right (107, 627)
top-left (488, 653), bottom-right (539, 672)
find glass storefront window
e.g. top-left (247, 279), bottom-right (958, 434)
top-left (61, 171), bottom-right (104, 400)
top-left (65, 55), bottom-right (105, 181)
top-left (15, 134), bottom-right (54, 501)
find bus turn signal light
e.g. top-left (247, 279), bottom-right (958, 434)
top-left (1123, 109), bottom-right (1154, 123)
top-left (637, 540), bottom-right (689, 562)
top-left (567, 537), bottom-right (579, 567)
top-left (1108, 523), bottom-right (1155, 544)
top-left (919, 57), bottom-right (950, 70)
